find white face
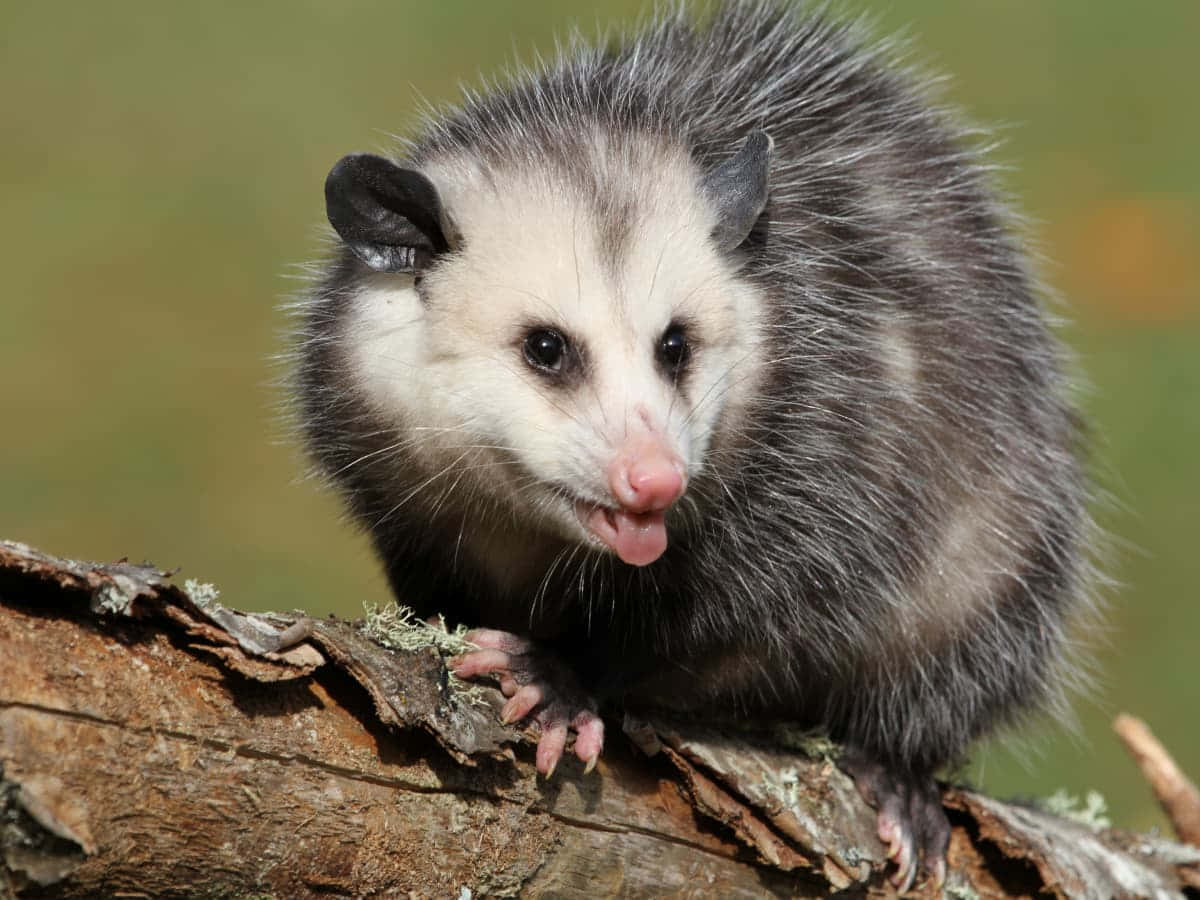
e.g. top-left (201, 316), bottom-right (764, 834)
top-left (342, 140), bottom-right (766, 566)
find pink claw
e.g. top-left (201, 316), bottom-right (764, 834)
top-left (878, 810), bottom-right (916, 892)
top-left (572, 712), bottom-right (605, 771)
top-left (501, 684), bottom-right (544, 725)
top-left (452, 648), bottom-right (512, 679)
top-left (536, 724), bottom-right (569, 778)
top-left (878, 815), bottom-right (901, 859)
top-left (930, 857), bottom-right (947, 891)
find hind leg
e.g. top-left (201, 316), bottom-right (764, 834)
top-left (841, 752), bottom-right (950, 892)
top-left (452, 629), bottom-right (605, 777)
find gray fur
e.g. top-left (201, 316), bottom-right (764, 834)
top-left (290, 0), bottom-right (1098, 782)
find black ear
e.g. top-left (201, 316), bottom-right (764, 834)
top-left (325, 153), bottom-right (450, 273)
top-left (703, 130), bottom-right (772, 251)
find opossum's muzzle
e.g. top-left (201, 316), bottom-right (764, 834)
top-left (576, 441), bottom-right (687, 567)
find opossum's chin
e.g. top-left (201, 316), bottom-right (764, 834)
top-left (573, 501), bottom-right (669, 567)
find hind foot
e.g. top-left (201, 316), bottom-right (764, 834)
top-left (842, 753), bottom-right (950, 893)
top-left (451, 629), bottom-right (605, 778)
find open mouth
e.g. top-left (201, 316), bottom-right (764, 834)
top-left (574, 501), bottom-right (669, 567)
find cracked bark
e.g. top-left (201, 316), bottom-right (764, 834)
top-left (1, 540), bottom-right (1197, 899)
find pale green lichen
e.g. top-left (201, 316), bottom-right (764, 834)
top-left (761, 765), bottom-right (804, 810)
top-left (92, 581), bottom-right (135, 615)
top-left (360, 603), bottom-right (493, 711)
top-left (1042, 788), bottom-right (1111, 831)
top-left (769, 724), bottom-right (840, 762)
top-left (183, 578), bottom-right (221, 609)
top-left (944, 880), bottom-right (980, 900)
top-left (360, 602), bottom-right (476, 655)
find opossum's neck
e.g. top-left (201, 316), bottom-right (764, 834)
top-left (460, 520), bottom-right (571, 599)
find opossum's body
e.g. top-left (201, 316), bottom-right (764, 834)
top-left (294, 1), bottom-right (1092, 886)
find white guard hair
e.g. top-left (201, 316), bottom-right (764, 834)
top-left (343, 131), bottom-right (766, 549)
top-left (293, 0), bottom-right (1099, 795)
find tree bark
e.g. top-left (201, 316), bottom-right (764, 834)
top-left (1, 539), bottom-right (1197, 898)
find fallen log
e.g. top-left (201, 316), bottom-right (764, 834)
top-left (1, 539), bottom-right (1196, 897)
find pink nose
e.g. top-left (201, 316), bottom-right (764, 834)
top-left (610, 453), bottom-right (687, 513)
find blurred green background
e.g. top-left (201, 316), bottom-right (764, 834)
top-left (2, 1), bottom-right (1196, 834)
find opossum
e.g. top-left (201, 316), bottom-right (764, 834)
top-left (292, 1), bottom-right (1094, 888)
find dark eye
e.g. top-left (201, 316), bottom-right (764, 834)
top-left (658, 322), bottom-right (690, 374)
top-left (523, 328), bottom-right (567, 373)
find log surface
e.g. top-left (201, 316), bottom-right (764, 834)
top-left (1, 539), bottom-right (1197, 898)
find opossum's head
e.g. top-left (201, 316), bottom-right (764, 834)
top-left (324, 132), bottom-right (769, 566)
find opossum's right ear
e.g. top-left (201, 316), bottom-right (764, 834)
top-left (703, 130), bottom-right (773, 252)
top-left (325, 153), bottom-right (451, 273)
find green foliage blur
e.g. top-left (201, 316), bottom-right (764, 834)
top-left (2, 1), bottom-right (1196, 834)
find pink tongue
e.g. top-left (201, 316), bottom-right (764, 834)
top-left (585, 507), bottom-right (669, 566)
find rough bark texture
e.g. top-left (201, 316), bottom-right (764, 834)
top-left (1, 539), bottom-right (1197, 898)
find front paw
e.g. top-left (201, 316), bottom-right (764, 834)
top-left (841, 753), bottom-right (950, 893)
top-left (451, 629), bottom-right (605, 778)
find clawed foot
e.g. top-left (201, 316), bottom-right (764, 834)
top-left (843, 754), bottom-right (950, 893)
top-left (451, 629), bottom-right (605, 778)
